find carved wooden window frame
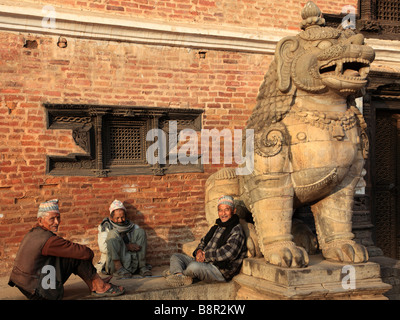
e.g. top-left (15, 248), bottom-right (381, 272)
top-left (324, 0), bottom-right (400, 40)
top-left (45, 104), bottom-right (203, 177)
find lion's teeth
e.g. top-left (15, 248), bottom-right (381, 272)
top-left (335, 61), bottom-right (343, 75)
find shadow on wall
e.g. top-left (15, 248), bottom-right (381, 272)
top-left (123, 202), bottom-right (196, 267)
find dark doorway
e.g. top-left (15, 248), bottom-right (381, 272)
top-left (374, 108), bottom-right (400, 259)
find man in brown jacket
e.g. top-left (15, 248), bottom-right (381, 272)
top-left (8, 199), bottom-right (125, 299)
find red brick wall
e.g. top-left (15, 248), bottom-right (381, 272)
top-left (0, 31), bottom-right (271, 275)
top-left (21, 0), bottom-right (358, 29)
top-left (0, 0), bottom-right (358, 276)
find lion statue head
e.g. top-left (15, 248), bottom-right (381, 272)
top-left (247, 1), bottom-right (375, 133)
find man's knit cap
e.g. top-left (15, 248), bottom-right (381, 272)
top-left (37, 199), bottom-right (59, 217)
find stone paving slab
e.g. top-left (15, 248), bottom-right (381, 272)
top-left (0, 265), bottom-right (235, 300)
top-left (0, 266), bottom-right (170, 300)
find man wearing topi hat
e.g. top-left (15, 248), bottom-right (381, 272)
top-left (164, 195), bottom-right (247, 287)
top-left (97, 199), bottom-right (151, 279)
top-left (8, 199), bottom-right (125, 299)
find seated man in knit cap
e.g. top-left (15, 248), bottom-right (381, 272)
top-left (8, 199), bottom-right (125, 299)
top-left (164, 195), bottom-right (247, 287)
top-left (97, 199), bottom-right (151, 279)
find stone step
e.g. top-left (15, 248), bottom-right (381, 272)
top-left (89, 279), bottom-right (236, 300)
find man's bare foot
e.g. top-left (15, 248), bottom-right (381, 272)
top-left (90, 274), bottom-right (125, 294)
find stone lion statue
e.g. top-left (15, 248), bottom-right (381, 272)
top-left (205, 1), bottom-right (374, 268)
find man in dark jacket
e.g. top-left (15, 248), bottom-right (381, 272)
top-left (8, 199), bottom-right (125, 299)
top-left (165, 195), bottom-right (247, 287)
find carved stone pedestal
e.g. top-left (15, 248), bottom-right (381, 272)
top-left (235, 255), bottom-right (391, 300)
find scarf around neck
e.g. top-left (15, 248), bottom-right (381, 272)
top-left (100, 217), bottom-right (136, 234)
top-left (203, 214), bottom-right (240, 249)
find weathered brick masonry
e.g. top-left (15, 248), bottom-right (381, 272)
top-left (12, 0), bottom-right (355, 30)
top-left (0, 0), bottom-right (357, 276)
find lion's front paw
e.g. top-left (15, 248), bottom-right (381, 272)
top-left (322, 240), bottom-right (368, 263)
top-left (263, 241), bottom-right (309, 268)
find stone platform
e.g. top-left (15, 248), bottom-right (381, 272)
top-left (0, 266), bottom-right (236, 300)
top-left (0, 250), bottom-right (392, 300)
top-left (235, 255), bottom-right (392, 300)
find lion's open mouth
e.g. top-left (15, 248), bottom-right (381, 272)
top-left (319, 58), bottom-right (370, 80)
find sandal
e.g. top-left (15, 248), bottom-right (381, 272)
top-left (140, 267), bottom-right (152, 277)
top-left (101, 275), bottom-right (113, 283)
top-left (92, 284), bottom-right (125, 297)
top-left (113, 267), bottom-right (132, 279)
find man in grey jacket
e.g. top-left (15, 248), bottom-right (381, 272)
top-left (97, 200), bottom-right (151, 279)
